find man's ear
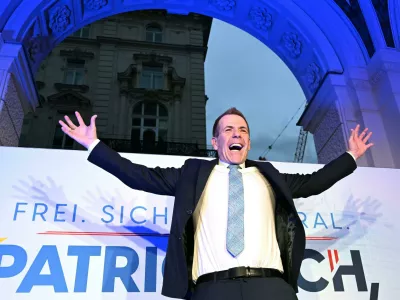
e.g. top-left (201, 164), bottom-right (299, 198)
top-left (211, 137), bottom-right (218, 150)
top-left (248, 138), bottom-right (251, 151)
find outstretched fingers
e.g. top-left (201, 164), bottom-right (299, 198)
top-left (59, 119), bottom-right (71, 131)
top-left (75, 111), bottom-right (86, 127)
top-left (89, 115), bottom-right (97, 128)
top-left (362, 131), bottom-right (373, 144)
top-left (64, 115), bottom-right (77, 130)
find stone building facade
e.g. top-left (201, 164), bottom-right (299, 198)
top-left (18, 10), bottom-right (213, 156)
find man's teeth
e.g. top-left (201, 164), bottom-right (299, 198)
top-left (229, 144), bottom-right (243, 151)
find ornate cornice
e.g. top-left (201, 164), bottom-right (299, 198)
top-left (60, 47), bottom-right (95, 60)
top-left (127, 89), bottom-right (177, 102)
top-left (47, 91), bottom-right (91, 111)
top-left (118, 56), bottom-right (186, 100)
top-left (133, 53), bottom-right (172, 65)
top-left (65, 36), bottom-right (208, 54)
top-left (168, 66), bottom-right (185, 86)
top-left (54, 83), bottom-right (90, 93)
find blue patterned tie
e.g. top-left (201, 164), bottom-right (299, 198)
top-left (226, 164), bottom-right (244, 257)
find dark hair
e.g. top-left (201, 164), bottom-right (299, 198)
top-left (212, 107), bottom-right (250, 137)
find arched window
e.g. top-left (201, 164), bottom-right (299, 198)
top-left (146, 24), bottom-right (162, 42)
top-left (131, 102), bottom-right (168, 143)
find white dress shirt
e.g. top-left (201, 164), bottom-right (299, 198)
top-left (191, 160), bottom-right (284, 281)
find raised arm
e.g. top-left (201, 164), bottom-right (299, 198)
top-left (87, 140), bottom-right (181, 196)
top-left (282, 125), bottom-right (373, 199)
top-left (59, 111), bottom-right (182, 196)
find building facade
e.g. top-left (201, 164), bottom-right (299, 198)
top-left (19, 10), bottom-right (215, 157)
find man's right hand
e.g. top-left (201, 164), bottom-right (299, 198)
top-left (59, 111), bottom-right (98, 149)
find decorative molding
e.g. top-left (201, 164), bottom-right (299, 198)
top-left (306, 62), bottom-right (321, 91)
top-left (133, 53), bottom-right (173, 65)
top-left (25, 18), bottom-right (46, 64)
top-left (282, 32), bottom-right (302, 58)
top-left (84, 0), bottom-right (108, 10)
top-left (48, 91), bottom-right (91, 111)
top-left (91, 36), bottom-right (207, 53)
top-left (27, 37), bottom-right (41, 62)
top-left (118, 53), bottom-right (186, 101)
top-left (60, 47), bottom-right (95, 60)
top-left (249, 6), bottom-right (273, 31)
top-left (210, 0), bottom-right (236, 11)
top-left (129, 89), bottom-right (178, 103)
top-left (54, 83), bottom-right (90, 93)
top-left (48, 5), bottom-right (72, 33)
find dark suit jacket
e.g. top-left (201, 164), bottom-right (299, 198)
top-left (88, 141), bottom-right (357, 299)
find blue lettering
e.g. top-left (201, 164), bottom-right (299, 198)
top-left (13, 203), bottom-right (28, 221)
top-left (102, 246), bottom-right (139, 292)
top-left (298, 212), bottom-right (308, 228)
top-left (145, 247), bottom-right (157, 292)
top-left (17, 245), bottom-right (67, 293)
top-left (54, 204), bottom-right (67, 222)
top-left (0, 245), bottom-right (27, 278)
top-left (68, 246), bottom-right (101, 292)
top-left (331, 213), bottom-right (342, 229)
top-left (33, 203), bottom-right (48, 221)
top-left (101, 205), bottom-right (114, 224)
top-left (130, 206), bottom-right (147, 224)
top-left (120, 206), bottom-right (124, 224)
top-left (153, 207), bottom-right (167, 225)
top-left (313, 213), bottom-right (328, 229)
top-left (72, 204), bottom-right (78, 222)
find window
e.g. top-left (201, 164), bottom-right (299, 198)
top-left (140, 66), bottom-right (164, 89)
top-left (146, 25), bottom-right (162, 43)
top-left (72, 26), bottom-right (90, 38)
top-left (132, 102), bottom-right (168, 142)
top-left (64, 60), bottom-right (85, 85)
top-left (53, 125), bottom-right (74, 149)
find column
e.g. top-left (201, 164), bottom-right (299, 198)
top-left (174, 100), bottom-right (180, 139)
top-left (94, 20), bottom-right (118, 137)
top-left (189, 27), bottom-right (207, 148)
top-left (118, 93), bottom-right (128, 137)
top-left (0, 36), bottom-right (38, 146)
top-left (366, 48), bottom-right (400, 167)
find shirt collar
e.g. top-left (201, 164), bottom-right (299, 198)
top-left (218, 159), bottom-right (245, 169)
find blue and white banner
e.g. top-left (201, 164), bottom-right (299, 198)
top-left (0, 146), bottom-right (399, 299)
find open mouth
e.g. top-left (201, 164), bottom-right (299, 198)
top-left (229, 143), bottom-right (243, 151)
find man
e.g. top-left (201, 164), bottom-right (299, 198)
top-left (59, 108), bottom-right (373, 300)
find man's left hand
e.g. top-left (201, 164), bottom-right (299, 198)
top-left (348, 124), bottom-right (374, 160)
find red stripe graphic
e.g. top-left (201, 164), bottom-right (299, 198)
top-left (334, 249), bottom-right (339, 264)
top-left (327, 249), bottom-right (340, 272)
top-left (37, 231), bottom-right (169, 237)
top-left (306, 237), bottom-right (337, 241)
top-left (36, 231), bottom-right (337, 241)
top-left (328, 250), bottom-right (334, 272)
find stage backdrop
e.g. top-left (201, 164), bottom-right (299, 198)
top-left (0, 146), bottom-right (399, 300)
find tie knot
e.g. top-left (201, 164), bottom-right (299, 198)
top-left (228, 164), bottom-right (240, 171)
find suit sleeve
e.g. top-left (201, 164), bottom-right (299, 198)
top-left (87, 141), bottom-right (182, 196)
top-left (280, 152), bottom-right (357, 199)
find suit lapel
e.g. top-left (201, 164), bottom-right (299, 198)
top-left (195, 159), bottom-right (218, 204)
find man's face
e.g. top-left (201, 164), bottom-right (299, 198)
top-left (211, 114), bottom-right (251, 165)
